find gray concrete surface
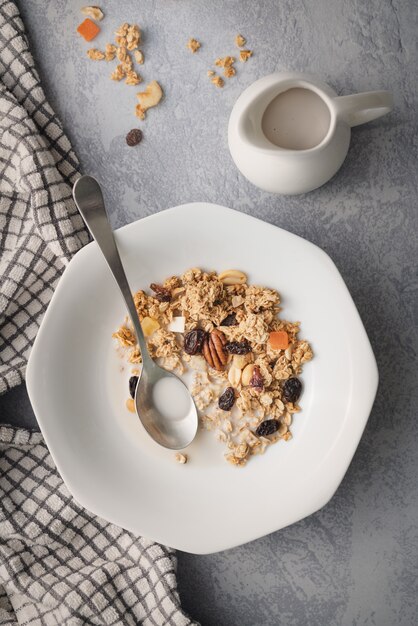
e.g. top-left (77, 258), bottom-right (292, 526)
top-left (1, 0), bottom-right (417, 623)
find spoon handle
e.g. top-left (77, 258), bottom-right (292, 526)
top-left (73, 175), bottom-right (151, 365)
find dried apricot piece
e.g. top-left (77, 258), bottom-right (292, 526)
top-left (141, 317), bottom-right (160, 337)
top-left (77, 18), bottom-right (100, 42)
top-left (269, 330), bottom-right (289, 350)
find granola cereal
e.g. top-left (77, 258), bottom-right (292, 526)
top-left (235, 34), bottom-right (246, 47)
top-left (224, 66), bottom-right (236, 79)
top-left (239, 49), bottom-right (253, 62)
top-left (114, 269), bottom-right (313, 467)
top-left (105, 43), bottom-right (117, 61)
top-left (87, 48), bottom-right (105, 60)
top-left (187, 38), bottom-right (201, 53)
top-left (211, 76), bottom-right (224, 88)
top-left (215, 56), bottom-right (235, 68)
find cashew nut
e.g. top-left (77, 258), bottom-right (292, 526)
top-left (135, 80), bottom-right (163, 119)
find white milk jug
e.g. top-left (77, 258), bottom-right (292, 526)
top-left (228, 72), bottom-right (393, 195)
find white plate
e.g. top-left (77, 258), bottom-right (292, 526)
top-left (26, 203), bottom-right (378, 554)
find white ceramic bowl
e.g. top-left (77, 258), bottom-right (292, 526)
top-left (26, 203), bottom-right (378, 554)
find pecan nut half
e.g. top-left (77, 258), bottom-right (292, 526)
top-left (202, 329), bottom-right (228, 371)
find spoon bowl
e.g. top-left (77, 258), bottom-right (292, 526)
top-left (73, 175), bottom-right (198, 450)
top-left (135, 361), bottom-right (197, 450)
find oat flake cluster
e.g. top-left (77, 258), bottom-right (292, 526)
top-left (113, 268), bottom-right (313, 466)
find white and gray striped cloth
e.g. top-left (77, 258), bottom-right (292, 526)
top-left (0, 2), bottom-right (197, 624)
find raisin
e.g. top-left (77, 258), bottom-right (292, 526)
top-left (283, 377), bottom-right (302, 403)
top-left (249, 365), bottom-right (263, 390)
top-left (225, 339), bottom-right (252, 355)
top-left (218, 387), bottom-right (235, 411)
top-left (184, 329), bottom-right (207, 355)
top-left (126, 129), bottom-right (143, 146)
top-left (256, 419), bottom-right (279, 437)
top-left (220, 313), bottom-right (237, 326)
top-left (150, 283), bottom-right (171, 302)
top-left (129, 375), bottom-right (139, 399)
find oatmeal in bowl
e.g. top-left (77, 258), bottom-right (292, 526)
top-left (113, 268), bottom-right (313, 466)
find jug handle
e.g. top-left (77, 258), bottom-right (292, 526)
top-left (333, 91), bottom-right (393, 127)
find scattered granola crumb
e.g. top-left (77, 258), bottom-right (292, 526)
top-left (187, 38), bottom-right (201, 53)
top-left (110, 64), bottom-right (125, 81)
top-left (211, 76), bottom-right (225, 88)
top-left (81, 6), bottom-right (104, 21)
top-left (125, 70), bottom-right (142, 86)
top-left (224, 66), bottom-right (236, 78)
top-left (105, 43), bottom-right (117, 61)
top-left (215, 56), bottom-right (235, 68)
top-left (87, 48), bottom-right (105, 60)
top-left (126, 129), bottom-right (143, 146)
top-left (207, 70), bottom-right (215, 77)
top-left (235, 34), bottom-right (246, 47)
top-left (239, 49), bottom-right (253, 62)
top-left (134, 49), bottom-right (144, 64)
top-left (115, 23), bottom-right (141, 50)
top-left (175, 453), bottom-right (188, 464)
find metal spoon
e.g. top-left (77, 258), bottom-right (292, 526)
top-left (73, 175), bottom-right (198, 450)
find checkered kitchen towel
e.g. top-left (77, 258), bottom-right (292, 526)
top-left (0, 3), bottom-right (197, 625)
top-left (0, 0), bottom-right (88, 393)
top-left (0, 426), bottom-right (196, 625)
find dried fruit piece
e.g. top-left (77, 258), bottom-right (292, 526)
top-left (134, 49), bottom-right (144, 64)
top-left (218, 387), bottom-right (235, 411)
top-left (81, 6), bottom-right (104, 21)
top-left (241, 363), bottom-right (255, 386)
top-left (283, 377), bottom-right (302, 403)
top-left (126, 398), bottom-right (135, 413)
top-left (269, 330), bottom-right (289, 350)
top-left (225, 339), bottom-right (252, 355)
top-left (249, 365), bottom-right (264, 391)
top-left (77, 18), bottom-right (100, 41)
top-left (211, 76), bottom-right (224, 88)
top-left (184, 329), bottom-right (207, 355)
top-left (175, 453), bottom-right (188, 464)
top-left (256, 419), bottom-right (279, 437)
top-left (235, 34), bottom-right (246, 47)
top-left (135, 80), bottom-right (163, 119)
top-left (187, 38), bottom-right (201, 53)
top-left (129, 375), bottom-right (139, 398)
top-left (220, 313), bottom-right (237, 327)
top-left (142, 316), bottom-right (160, 337)
top-left (203, 329), bottom-right (228, 370)
top-left (126, 129), bottom-right (143, 146)
top-left (150, 283), bottom-right (171, 302)
top-left (240, 50), bottom-right (253, 62)
top-left (218, 269), bottom-right (247, 285)
top-left (167, 317), bottom-right (185, 333)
